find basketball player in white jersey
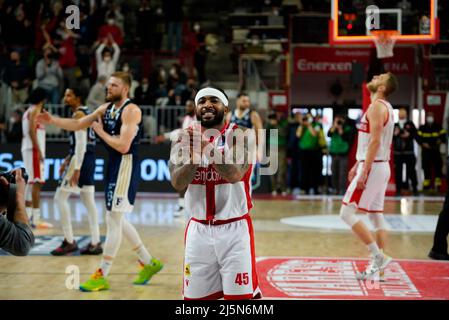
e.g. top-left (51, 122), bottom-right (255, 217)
top-left (155, 100), bottom-right (196, 217)
top-left (340, 72), bottom-right (398, 280)
top-left (51, 88), bottom-right (102, 256)
top-left (169, 87), bottom-right (262, 300)
top-left (21, 88), bottom-right (53, 229)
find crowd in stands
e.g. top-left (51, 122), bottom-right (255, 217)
top-left (0, 0), bottom-right (209, 136)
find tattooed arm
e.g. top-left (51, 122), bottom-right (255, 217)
top-left (168, 129), bottom-right (199, 191)
top-left (169, 162), bottom-right (199, 191)
top-left (212, 126), bottom-right (253, 183)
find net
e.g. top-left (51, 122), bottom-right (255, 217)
top-left (371, 30), bottom-right (400, 59)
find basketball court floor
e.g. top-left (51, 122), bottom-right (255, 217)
top-left (1, 193), bottom-right (448, 300)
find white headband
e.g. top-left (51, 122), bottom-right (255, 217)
top-left (194, 88), bottom-right (229, 107)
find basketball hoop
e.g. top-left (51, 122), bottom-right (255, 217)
top-left (371, 30), bottom-right (400, 59)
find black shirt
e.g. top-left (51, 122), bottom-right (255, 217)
top-left (393, 120), bottom-right (418, 155)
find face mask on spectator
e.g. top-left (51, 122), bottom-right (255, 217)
top-left (193, 24), bottom-right (200, 32)
top-left (103, 56), bottom-right (111, 62)
top-left (107, 19), bottom-right (115, 25)
top-left (9, 116), bottom-right (17, 124)
top-left (426, 116), bottom-right (434, 124)
top-left (142, 84), bottom-right (149, 91)
top-left (123, 65), bottom-right (130, 72)
top-left (398, 119), bottom-right (406, 127)
top-left (170, 68), bottom-right (177, 76)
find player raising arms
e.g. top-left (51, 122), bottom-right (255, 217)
top-left (37, 72), bottom-right (162, 291)
top-left (340, 72), bottom-right (398, 280)
top-left (51, 88), bottom-right (102, 256)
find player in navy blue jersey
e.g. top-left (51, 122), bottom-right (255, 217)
top-left (37, 72), bottom-right (163, 291)
top-left (51, 88), bottom-right (102, 256)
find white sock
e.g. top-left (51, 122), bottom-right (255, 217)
top-left (135, 244), bottom-right (152, 265)
top-left (55, 188), bottom-right (74, 243)
top-left (100, 259), bottom-right (113, 276)
top-left (122, 218), bottom-right (152, 264)
top-left (367, 242), bottom-right (381, 256)
top-left (80, 186), bottom-right (100, 245)
top-left (26, 207), bottom-right (32, 219)
top-left (178, 197), bottom-right (185, 208)
top-left (32, 208), bottom-right (41, 223)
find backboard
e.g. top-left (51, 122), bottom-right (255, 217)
top-left (329, 0), bottom-right (439, 45)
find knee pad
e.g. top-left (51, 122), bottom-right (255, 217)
top-left (368, 213), bottom-right (386, 231)
top-left (340, 204), bottom-right (359, 227)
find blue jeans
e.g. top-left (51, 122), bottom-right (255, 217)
top-left (167, 22), bottom-right (182, 53)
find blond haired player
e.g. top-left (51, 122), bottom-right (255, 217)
top-left (37, 72), bottom-right (162, 291)
top-left (340, 72), bottom-right (398, 280)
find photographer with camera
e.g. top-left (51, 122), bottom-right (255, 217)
top-left (0, 169), bottom-right (35, 256)
top-left (328, 114), bottom-right (355, 195)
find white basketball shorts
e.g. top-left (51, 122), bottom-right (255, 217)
top-left (21, 149), bottom-right (44, 184)
top-left (183, 214), bottom-right (262, 300)
top-left (342, 161), bottom-right (390, 213)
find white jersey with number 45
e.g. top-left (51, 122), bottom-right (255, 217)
top-left (356, 99), bottom-right (394, 162)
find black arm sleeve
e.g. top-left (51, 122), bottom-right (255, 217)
top-left (0, 218), bottom-right (35, 256)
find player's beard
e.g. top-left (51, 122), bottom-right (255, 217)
top-left (367, 81), bottom-right (379, 93)
top-left (106, 92), bottom-right (123, 103)
top-left (197, 108), bottom-right (225, 128)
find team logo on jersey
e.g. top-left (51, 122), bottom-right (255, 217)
top-left (357, 121), bottom-right (369, 133)
top-left (115, 197), bottom-right (123, 207)
top-left (185, 264), bottom-right (191, 276)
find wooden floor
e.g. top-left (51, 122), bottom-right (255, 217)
top-left (0, 194), bottom-right (445, 300)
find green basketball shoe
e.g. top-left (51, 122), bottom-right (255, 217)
top-left (79, 269), bottom-right (110, 292)
top-left (133, 258), bottom-right (163, 285)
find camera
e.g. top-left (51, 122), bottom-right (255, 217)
top-left (0, 168), bottom-right (28, 222)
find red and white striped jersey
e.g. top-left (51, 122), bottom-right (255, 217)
top-left (185, 123), bottom-right (253, 221)
top-left (21, 105), bottom-right (46, 155)
top-left (356, 99), bottom-right (394, 161)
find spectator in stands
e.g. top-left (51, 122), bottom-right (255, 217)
top-left (393, 107), bottom-right (419, 196)
top-left (95, 36), bottom-right (120, 81)
top-left (56, 22), bottom-right (80, 89)
top-left (35, 46), bottom-right (63, 104)
top-left (287, 110), bottom-right (302, 195)
top-left (120, 63), bottom-right (140, 99)
top-left (328, 114), bottom-right (354, 195)
top-left (181, 78), bottom-right (198, 104)
top-left (5, 108), bottom-right (23, 143)
top-left (134, 77), bottom-right (154, 106)
top-left (3, 50), bottom-right (32, 107)
top-left (267, 109), bottom-right (289, 196)
top-left (136, 0), bottom-right (155, 49)
top-left (105, 2), bottom-right (125, 35)
top-left (86, 75), bottom-right (107, 109)
top-left (2, 3), bottom-right (33, 47)
top-left (192, 22), bottom-right (208, 85)
top-left (168, 63), bottom-right (188, 93)
top-left (418, 112), bottom-right (446, 192)
top-left (97, 13), bottom-right (124, 46)
top-left (163, 0), bottom-right (184, 54)
top-left (297, 113), bottom-right (324, 195)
